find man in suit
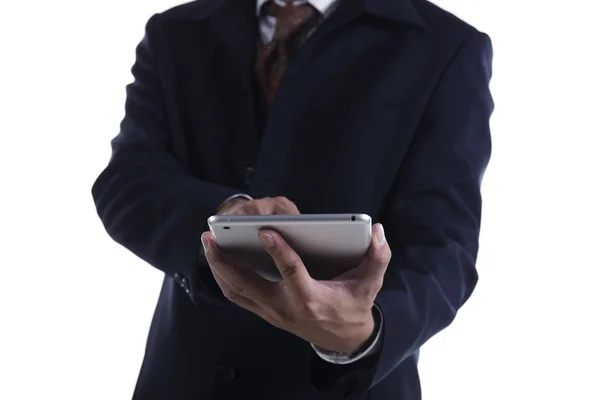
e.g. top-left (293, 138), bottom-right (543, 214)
top-left (91, 0), bottom-right (493, 398)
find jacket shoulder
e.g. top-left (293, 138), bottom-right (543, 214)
top-left (417, 0), bottom-right (489, 43)
top-left (141, 0), bottom-right (218, 43)
top-left (157, 0), bottom-right (219, 21)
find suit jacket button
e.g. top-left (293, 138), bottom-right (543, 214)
top-left (180, 277), bottom-right (189, 292)
top-left (216, 365), bottom-right (238, 382)
top-left (173, 273), bottom-right (182, 285)
top-left (244, 166), bottom-right (254, 186)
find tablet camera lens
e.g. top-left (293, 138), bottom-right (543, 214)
top-left (351, 215), bottom-right (356, 221)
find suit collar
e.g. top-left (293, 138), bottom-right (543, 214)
top-left (363, 0), bottom-right (427, 30)
top-left (208, 0), bottom-right (427, 31)
top-left (255, 0), bottom-right (338, 15)
top-left (205, 0), bottom-right (426, 86)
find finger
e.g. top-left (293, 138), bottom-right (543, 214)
top-left (218, 197), bottom-right (249, 215)
top-left (255, 197), bottom-right (278, 215)
top-left (352, 224), bottom-right (392, 283)
top-left (210, 264), bottom-right (264, 314)
top-left (229, 201), bottom-right (256, 215)
top-left (226, 198), bottom-right (262, 215)
top-left (274, 196), bottom-right (300, 214)
top-left (258, 229), bottom-right (313, 297)
top-left (242, 198), bottom-right (275, 215)
top-left (229, 207), bottom-right (247, 215)
top-left (201, 232), bottom-right (275, 303)
top-left (274, 203), bottom-right (297, 215)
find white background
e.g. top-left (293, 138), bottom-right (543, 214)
top-left (1, 0), bottom-right (599, 399)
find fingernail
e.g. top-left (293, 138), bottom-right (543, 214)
top-left (259, 232), bottom-right (275, 249)
top-left (376, 225), bottom-right (386, 247)
top-left (201, 233), bottom-right (211, 253)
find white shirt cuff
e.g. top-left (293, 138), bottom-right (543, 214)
top-left (223, 193), bottom-right (253, 203)
top-left (311, 305), bottom-right (383, 365)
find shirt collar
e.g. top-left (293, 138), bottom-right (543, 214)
top-left (256, 0), bottom-right (336, 15)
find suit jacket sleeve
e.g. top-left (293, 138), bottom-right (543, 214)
top-left (91, 15), bottom-right (236, 305)
top-left (311, 31), bottom-right (494, 398)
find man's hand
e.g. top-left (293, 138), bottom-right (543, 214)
top-left (217, 196), bottom-right (300, 216)
top-left (201, 223), bottom-right (391, 353)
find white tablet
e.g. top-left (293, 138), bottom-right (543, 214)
top-left (207, 214), bottom-right (372, 280)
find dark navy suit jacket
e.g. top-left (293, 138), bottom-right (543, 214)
top-left (91, 0), bottom-right (493, 398)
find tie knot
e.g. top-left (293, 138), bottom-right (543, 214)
top-left (263, 0), bottom-right (317, 20)
top-left (262, 0), bottom-right (318, 43)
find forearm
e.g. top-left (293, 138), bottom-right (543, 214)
top-left (91, 14), bottom-right (243, 305)
top-left (369, 29), bottom-right (493, 387)
top-left (92, 158), bottom-right (239, 304)
top-left (309, 30), bottom-right (493, 398)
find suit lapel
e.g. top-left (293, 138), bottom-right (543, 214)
top-left (209, 0), bottom-right (258, 90)
top-left (252, 0), bottom-right (367, 193)
top-left (206, 0), bottom-right (261, 186)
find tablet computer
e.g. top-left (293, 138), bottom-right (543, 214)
top-left (207, 214), bottom-right (372, 280)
